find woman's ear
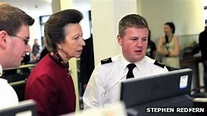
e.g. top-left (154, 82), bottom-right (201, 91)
top-left (56, 43), bottom-right (63, 50)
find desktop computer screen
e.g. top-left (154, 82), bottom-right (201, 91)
top-left (0, 100), bottom-right (36, 116)
top-left (120, 68), bottom-right (193, 116)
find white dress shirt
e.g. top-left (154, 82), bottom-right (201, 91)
top-left (83, 54), bottom-right (169, 109)
top-left (0, 64), bottom-right (18, 109)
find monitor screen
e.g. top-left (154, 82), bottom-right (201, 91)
top-left (0, 100), bottom-right (36, 116)
top-left (120, 68), bottom-right (193, 108)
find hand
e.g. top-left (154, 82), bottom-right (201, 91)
top-left (165, 50), bottom-right (170, 57)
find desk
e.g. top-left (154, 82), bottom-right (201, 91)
top-left (193, 98), bottom-right (207, 116)
top-left (3, 63), bottom-right (36, 82)
top-left (2, 63), bottom-right (36, 101)
top-left (4, 64), bottom-right (36, 70)
top-left (180, 56), bottom-right (202, 92)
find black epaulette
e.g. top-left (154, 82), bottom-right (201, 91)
top-left (101, 57), bottom-right (112, 64)
top-left (154, 60), bottom-right (165, 68)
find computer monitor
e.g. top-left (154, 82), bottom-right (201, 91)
top-left (0, 100), bottom-right (37, 116)
top-left (120, 68), bottom-right (193, 116)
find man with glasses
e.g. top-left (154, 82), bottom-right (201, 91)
top-left (0, 3), bottom-right (34, 109)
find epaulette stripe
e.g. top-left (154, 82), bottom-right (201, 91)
top-left (101, 57), bottom-right (112, 64)
top-left (154, 60), bottom-right (165, 68)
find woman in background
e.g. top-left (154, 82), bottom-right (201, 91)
top-left (157, 22), bottom-right (180, 68)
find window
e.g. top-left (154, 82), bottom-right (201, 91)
top-left (39, 15), bottom-right (50, 45)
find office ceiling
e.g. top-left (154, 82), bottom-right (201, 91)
top-left (0, 0), bottom-right (49, 4)
top-left (0, 0), bottom-right (49, 8)
top-left (0, 0), bottom-right (90, 10)
top-left (0, 0), bottom-right (90, 5)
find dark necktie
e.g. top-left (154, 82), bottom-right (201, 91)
top-left (126, 63), bottom-right (136, 79)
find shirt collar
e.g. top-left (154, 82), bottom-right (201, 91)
top-left (134, 56), bottom-right (146, 69)
top-left (121, 55), bottom-right (146, 70)
top-left (121, 54), bottom-right (130, 69)
top-left (0, 64), bottom-right (2, 77)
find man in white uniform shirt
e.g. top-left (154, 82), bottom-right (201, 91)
top-left (0, 3), bottom-right (34, 109)
top-left (83, 14), bottom-right (168, 109)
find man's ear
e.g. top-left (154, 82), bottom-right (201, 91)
top-left (0, 30), bottom-right (8, 49)
top-left (117, 35), bottom-right (122, 46)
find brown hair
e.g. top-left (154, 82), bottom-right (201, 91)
top-left (118, 14), bottom-right (148, 37)
top-left (0, 4), bottom-right (34, 35)
top-left (44, 9), bottom-right (83, 52)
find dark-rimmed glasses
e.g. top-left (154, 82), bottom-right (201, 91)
top-left (11, 35), bottom-right (30, 45)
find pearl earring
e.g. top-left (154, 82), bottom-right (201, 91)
top-left (59, 46), bottom-right (62, 49)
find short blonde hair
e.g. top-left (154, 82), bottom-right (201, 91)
top-left (118, 14), bottom-right (148, 37)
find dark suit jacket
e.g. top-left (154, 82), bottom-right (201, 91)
top-left (79, 36), bottom-right (94, 89)
top-left (199, 30), bottom-right (207, 61)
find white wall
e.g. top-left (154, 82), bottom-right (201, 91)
top-left (73, 2), bottom-right (91, 39)
top-left (141, 0), bottom-right (204, 45)
top-left (91, 0), bottom-right (138, 65)
top-left (1, 0), bottom-right (52, 48)
top-left (203, 0), bottom-right (207, 25)
top-left (3, 0), bottom-right (91, 50)
top-left (28, 4), bottom-right (52, 48)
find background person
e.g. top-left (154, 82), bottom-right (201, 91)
top-left (157, 22), bottom-right (180, 69)
top-left (31, 38), bottom-right (40, 62)
top-left (39, 38), bottom-right (49, 61)
top-left (199, 26), bottom-right (207, 91)
top-left (146, 30), bottom-right (156, 59)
